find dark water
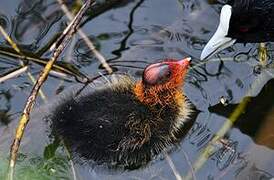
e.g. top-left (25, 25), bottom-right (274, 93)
top-left (0, 0), bottom-right (274, 179)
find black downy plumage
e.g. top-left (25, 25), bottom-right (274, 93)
top-left (50, 58), bottom-right (194, 169)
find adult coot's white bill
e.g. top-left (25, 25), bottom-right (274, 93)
top-left (201, 0), bottom-right (274, 60)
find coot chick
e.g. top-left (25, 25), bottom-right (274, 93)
top-left (51, 58), bottom-right (193, 168)
top-left (201, 0), bottom-right (274, 60)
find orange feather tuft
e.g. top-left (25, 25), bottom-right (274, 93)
top-left (134, 64), bottom-right (188, 106)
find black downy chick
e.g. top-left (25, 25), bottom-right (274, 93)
top-left (50, 58), bottom-right (194, 169)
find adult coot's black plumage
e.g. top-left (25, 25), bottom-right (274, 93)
top-left (201, 0), bottom-right (274, 60)
top-left (51, 58), bottom-right (193, 168)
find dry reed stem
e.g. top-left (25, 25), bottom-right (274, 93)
top-left (165, 153), bottom-right (183, 180)
top-left (0, 66), bottom-right (28, 83)
top-left (0, 25), bottom-right (47, 101)
top-left (56, 0), bottom-right (113, 74)
top-left (0, 48), bottom-right (87, 82)
top-left (184, 46), bottom-right (269, 179)
top-left (184, 97), bottom-right (251, 180)
top-left (259, 43), bottom-right (268, 67)
top-left (7, 1), bottom-right (93, 179)
top-left (0, 26), bottom-right (21, 54)
top-left (181, 147), bottom-right (196, 180)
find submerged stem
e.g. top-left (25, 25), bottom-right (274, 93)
top-left (7, 1), bottom-right (93, 179)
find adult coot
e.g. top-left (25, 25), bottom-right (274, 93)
top-left (201, 0), bottom-right (274, 60)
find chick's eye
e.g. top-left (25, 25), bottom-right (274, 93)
top-left (143, 64), bottom-right (172, 85)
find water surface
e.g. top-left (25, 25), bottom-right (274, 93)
top-left (0, 0), bottom-right (274, 179)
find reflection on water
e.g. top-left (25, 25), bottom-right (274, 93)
top-left (0, 90), bottom-right (12, 125)
top-left (0, 0), bottom-right (274, 179)
top-left (0, 13), bottom-right (9, 32)
top-left (210, 79), bottom-right (274, 138)
top-left (12, 0), bottom-right (63, 50)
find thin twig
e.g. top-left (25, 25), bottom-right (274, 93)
top-left (181, 147), bottom-right (197, 180)
top-left (0, 48), bottom-right (88, 82)
top-left (56, 0), bottom-right (113, 74)
top-left (259, 43), bottom-right (268, 67)
top-left (7, 1), bottom-right (93, 179)
top-left (36, 0), bottom-right (124, 56)
top-left (0, 66), bottom-right (28, 83)
top-left (62, 139), bottom-right (78, 180)
top-left (165, 153), bottom-right (183, 180)
top-left (184, 58), bottom-right (269, 180)
top-left (0, 26), bottom-right (22, 54)
top-left (0, 25), bottom-right (47, 101)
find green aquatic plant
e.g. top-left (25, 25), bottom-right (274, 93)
top-left (0, 150), bottom-right (72, 180)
